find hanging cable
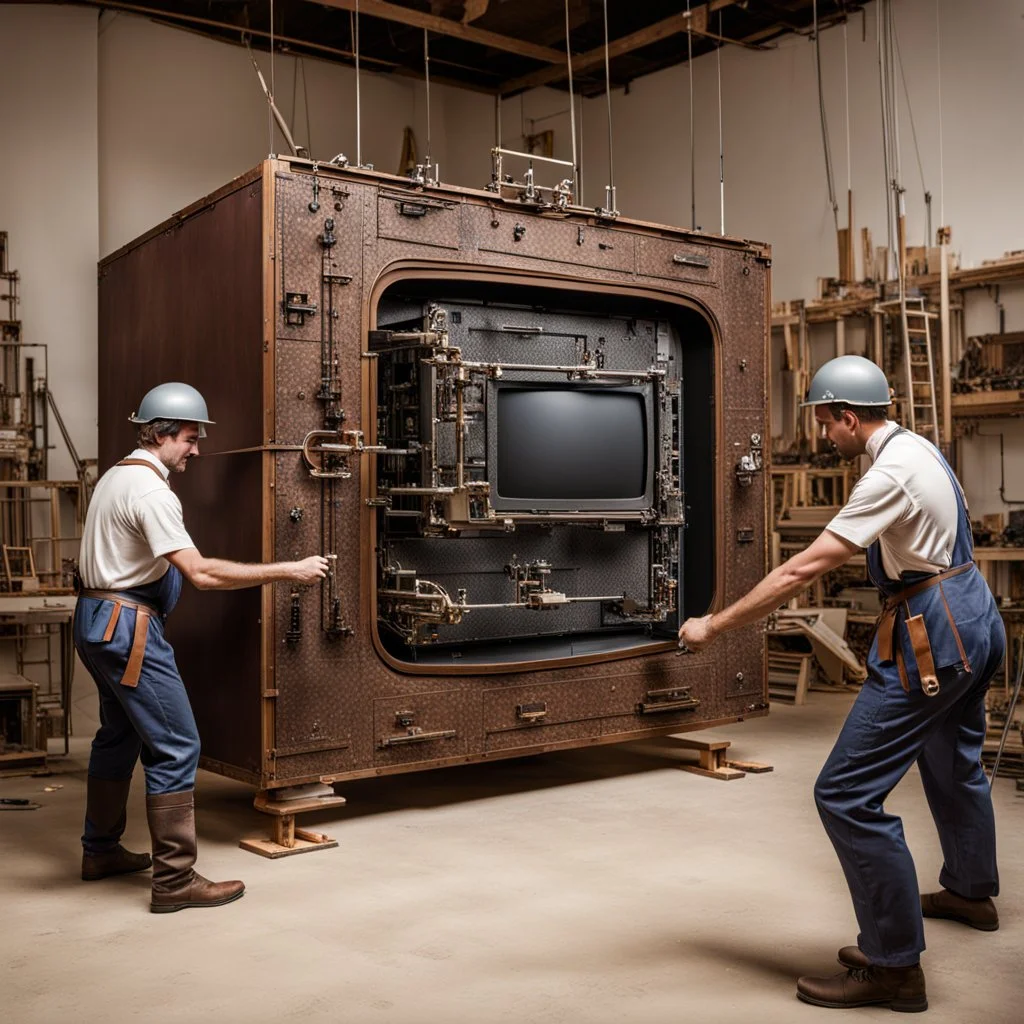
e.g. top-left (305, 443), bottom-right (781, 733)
top-left (601, 0), bottom-right (616, 215)
top-left (877, 2), bottom-right (894, 264)
top-left (268, 0), bottom-right (275, 155)
top-left (716, 11), bottom-right (724, 235)
top-left (813, 0), bottom-right (840, 232)
top-left (892, 18), bottom-right (929, 243)
top-left (564, 0), bottom-right (579, 200)
top-left (353, 1), bottom-right (362, 167)
top-left (302, 59), bottom-right (312, 158)
top-left (843, 20), bottom-right (851, 194)
top-left (936, 0), bottom-right (945, 232)
top-left (423, 29), bottom-right (432, 175)
top-left (687, 0), bottom-right (695, 230)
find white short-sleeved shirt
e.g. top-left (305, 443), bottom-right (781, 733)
top-left (79, 448), bottom-right (196, 589)
top-left (825, 421), bottom-right (960, 579)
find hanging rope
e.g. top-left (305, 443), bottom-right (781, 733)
top-left (564, 0), bottom-right (579, 199)
top-left (813, 0), bottom-right (840, 232)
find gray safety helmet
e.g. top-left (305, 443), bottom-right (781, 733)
top-left (129, 382), bottom-right (214, 438)
top-left (800, 355), bottom-right (893, 408)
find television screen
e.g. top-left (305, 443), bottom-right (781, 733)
top-left (489, 384), bottom-right (654, 512)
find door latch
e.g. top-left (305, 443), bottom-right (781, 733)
top-left (735, 433), bottom-right (763, 487)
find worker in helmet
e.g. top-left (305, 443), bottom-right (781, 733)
top-left (75, 383), bottom-right (329, 913)
top-left (679, 355), bottom-right (1003, 1012)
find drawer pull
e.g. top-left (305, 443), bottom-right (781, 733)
top-left (637, 687), bottom-right (701, 715)
top-left (516, 701), bottom-right (548, 722)
top-left (672, 253), bottom-right (711, 269)
top-left (380, 727), bottom-right (457, 748)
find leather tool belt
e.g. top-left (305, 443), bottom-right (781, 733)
top-left (875, 562), bottom-right (973, 697)
top-left (80, 589), bottom-right (161, 689)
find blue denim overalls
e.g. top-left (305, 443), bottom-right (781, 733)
top-left (75, 558), bottom-right (201, 853)
top-left (814, 428), bottom-right (1004, 966)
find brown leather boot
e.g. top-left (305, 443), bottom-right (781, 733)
top-left (921, 889), bottom-right (998, 931)
top-left (146, 790), bottom-right (245, 913)
top-left (797, 965), bottom-right (927, 1012)
top-left (81, 776), bottom-right (152, 881)
top-left (837, 946), bottom-right (870, 970)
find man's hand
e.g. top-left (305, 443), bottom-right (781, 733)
top-left (290, 555), bottom-right (330, 584)
top-left (678, 614), bottom-right (718, 652)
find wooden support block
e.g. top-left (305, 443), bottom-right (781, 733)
top-left (674, 737), bottom-right (747, 781)
top-left (240, 790), bottom-right (346, 859)
top-left (724, 759), bottom-right (774, 773)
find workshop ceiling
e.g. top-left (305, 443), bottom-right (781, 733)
top-left (42, 1), bottom-right (861, 96)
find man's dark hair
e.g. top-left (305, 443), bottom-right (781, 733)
top-left (137, 419), bottom-right (186, 447)
top-left (825, 402), bottom-right (888, 424)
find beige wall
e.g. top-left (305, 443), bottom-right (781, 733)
top-left (3, 1), bottom-right (1024, 519)
top-left (0, 4), bottom-right (98, 480)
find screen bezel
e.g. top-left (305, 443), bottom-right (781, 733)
top-left (485, 379), bottom-right (656, 514)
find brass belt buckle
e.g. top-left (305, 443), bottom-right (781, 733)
top-left (921, 677), bottom-right (941, 697)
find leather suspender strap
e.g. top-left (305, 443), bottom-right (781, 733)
top-left (875, 562), bottom-right (974, 662)
top-left (116, 458), bottom-right (167, 483)
top-left (79, 589), bottom-right (160, 689)
top-left (905, 614), bottom-right (941, 696)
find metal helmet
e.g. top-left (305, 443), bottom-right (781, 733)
top-left (129, 382), bottom-right (215, 438)
top-left (800, 355), bottom-right (893, 408)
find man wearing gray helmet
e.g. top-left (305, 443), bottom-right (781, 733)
top-left (75, 382), bottom-right (329, 913)
top-left (679, 355), bottom-right (1003, 1012)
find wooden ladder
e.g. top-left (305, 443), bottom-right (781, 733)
top-left (878, 296), bottom-right (940, 443)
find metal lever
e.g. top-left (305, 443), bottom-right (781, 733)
top-left (735, 433), bottom-right (763, 487)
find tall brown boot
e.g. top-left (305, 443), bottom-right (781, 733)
top-left (81, 776), bottom-right (152, 881)
top-left (146, 789), bottom-right (245, 913)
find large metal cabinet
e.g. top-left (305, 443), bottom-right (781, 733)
top-left (98, 158), bottom-right (771, 791)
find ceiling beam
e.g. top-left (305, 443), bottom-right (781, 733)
top-left (306, 0), bottom-right (566, 65)
top-left (499, 0), bottom-right (740, 97)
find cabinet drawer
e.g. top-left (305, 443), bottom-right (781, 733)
top-left (377, 192), bottom-right (460, 250)
top-left (637, 236), bottom-right (719, 287)
top-left (373, 690), bottom-right (472, 766)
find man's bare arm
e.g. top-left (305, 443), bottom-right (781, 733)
top-left (165, 548), bottom-right (329, 591)
top-left (679, 530), bottom-right (860, 649)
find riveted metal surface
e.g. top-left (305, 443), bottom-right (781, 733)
top-left (377, 192), bottom-right (461, 250)
top-left (636, 235), bottom-right (721, 289)
top-left (99, 158), bottom-right (772, 790)
top-left (469, 204), bottom-right (635, 274)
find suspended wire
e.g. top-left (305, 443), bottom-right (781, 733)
top-left (892, 17), bottom-right (929, 236)
top-left (813, 0), bottom-right (840, 231)
top-left (268, 0), bottom-right (275, 155)
top-left (716, 11), bottom-right (724, 235)
top-left (423, 29), bottom-right (432, 169)
top-left (877, 2), bottom-right (894, 260)
top-left (843, 21), bottom-right (851, 193)
top-left (353, 2), bottom-right (362, 167)
top-left (936, 0), bottom-right (945, 229)
top-left (687, 0), bottom-right (695, 230)
top-left (601, 0), bottom-right (615, 212)
top-left (302, 58), bottom-right (312, 157)
top-left (564, 0), bottom-right (579, 199)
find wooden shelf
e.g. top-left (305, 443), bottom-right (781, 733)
top-left (952, 389), bottom-right (1024, 418)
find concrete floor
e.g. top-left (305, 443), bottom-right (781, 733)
top-left (2, 679), bottom-right (1021, 1024)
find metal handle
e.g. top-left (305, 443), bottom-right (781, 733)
top-left (379, 727), bottom-right (457, 748)
top-left (637, 697), bottom-right (701, 715)
top-left (516, 701), bottom-right (548, 722)
top-left (672, 253), bottom-right (711, 269)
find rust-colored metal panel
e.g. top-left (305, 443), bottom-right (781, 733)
top-left (98, 159), bottom-right (772, 791)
